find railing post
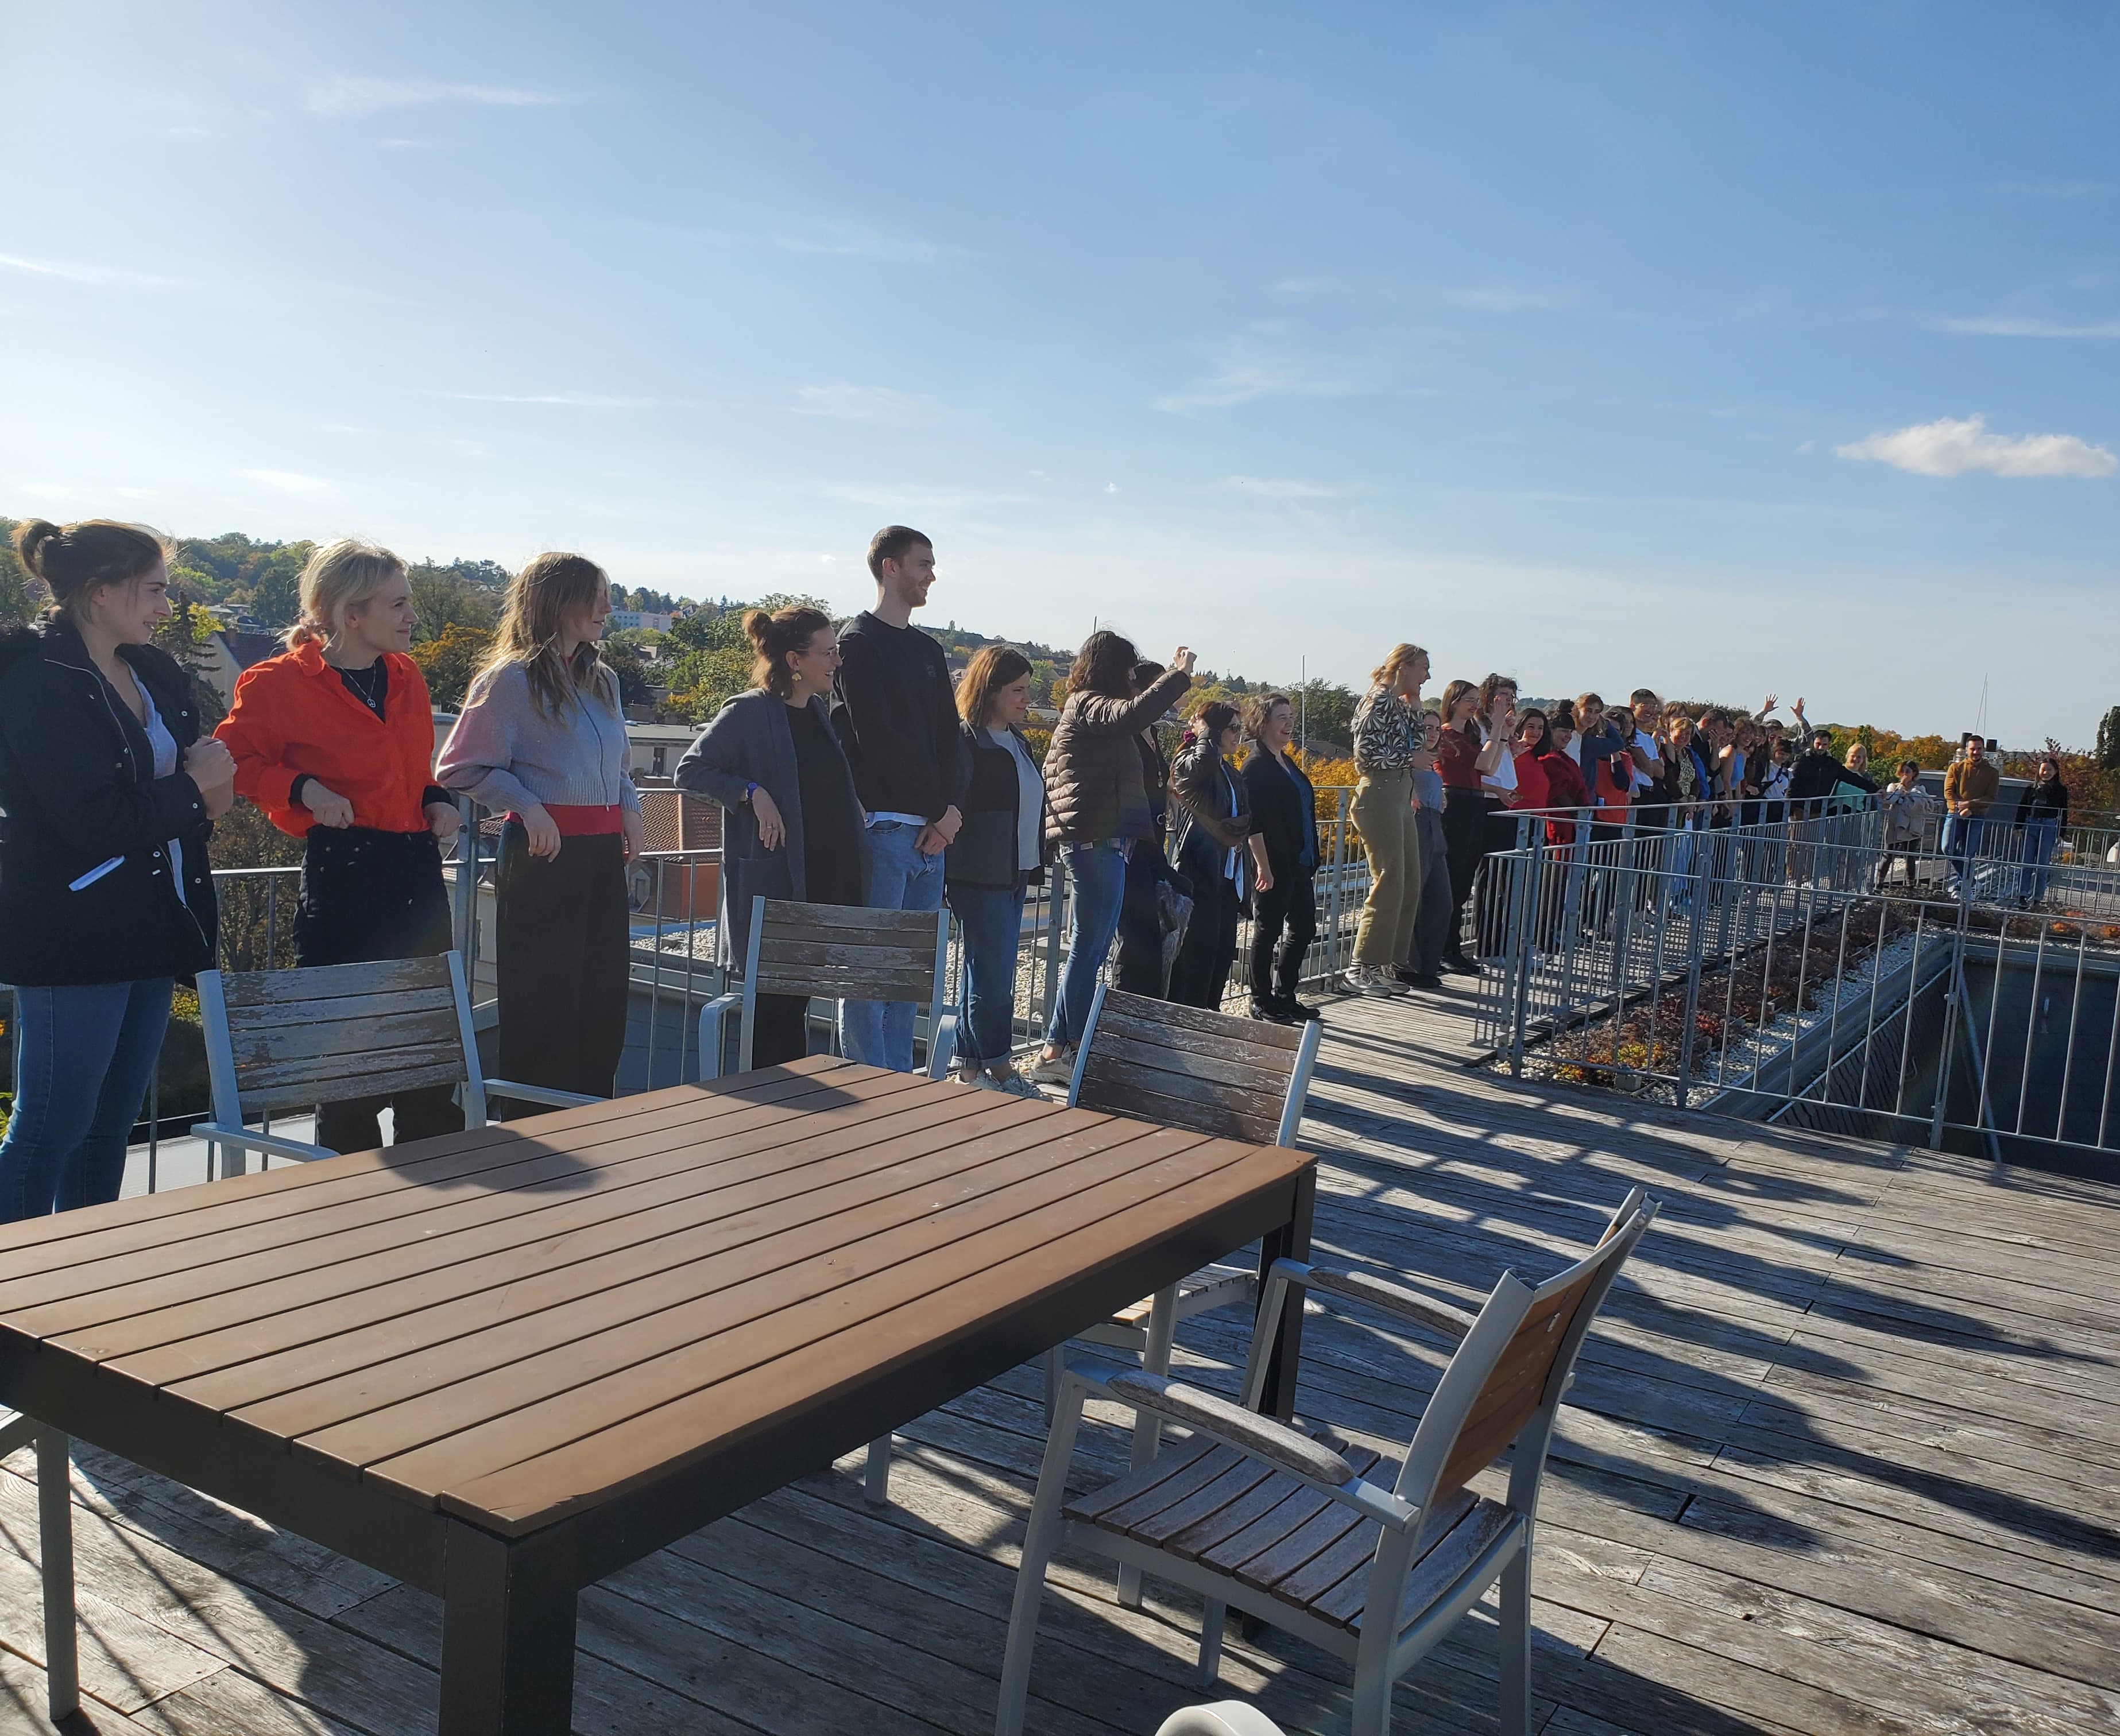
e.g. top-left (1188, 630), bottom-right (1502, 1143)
top-left (1672, 833), bottom-right (1712, 1110)
top-left (1507, 838), bottom-right (1545, 1079)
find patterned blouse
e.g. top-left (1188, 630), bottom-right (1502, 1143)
top-left (1351, 684), bottom-right (1422, 774)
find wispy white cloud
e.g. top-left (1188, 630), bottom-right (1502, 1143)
top-left (0, 253), bottom-right (195, 290)
top-left (1225, 476), bottom-right (1340, 498)
top-left (1835, 414), bottom-right (2117, 479)
top-left (1155, 324), bottom-right (1384, 414)
top-left (1441, 286), bottom-right (1564, 313)
top-left (306, 78), bottom-right (576, 118)
top-left (792, 383), bottom-right (937, 425)
top-left (239, 468), bottom-right (335, 497)
top-left (431, 390), bottom-right (657, 408)
top-left (1930, 313), bottom-right (2120, 339)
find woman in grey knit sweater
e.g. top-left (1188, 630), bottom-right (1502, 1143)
top-left (437, 553), bottom-right (642, 1102)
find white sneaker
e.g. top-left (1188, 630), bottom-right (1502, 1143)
top-left (1028, 1050), bottom-right (1075, 1084)
top-left (1351, 966), bottom-right (1396, 998)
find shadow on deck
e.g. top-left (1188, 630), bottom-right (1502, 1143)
top-left (4, 987), bottom-right (2118, 1736)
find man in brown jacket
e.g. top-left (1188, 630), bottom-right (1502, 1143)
top-left (1941, 734), bottom-right (2000, 893)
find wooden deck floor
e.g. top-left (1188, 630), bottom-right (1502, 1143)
top-left (3, 985), bottom-right (2118, 1735)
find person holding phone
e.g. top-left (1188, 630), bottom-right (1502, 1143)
top-left (1167, 700), bottom-right (1268, 1010)
top-left (0, 518), bottom-right (232, 1219)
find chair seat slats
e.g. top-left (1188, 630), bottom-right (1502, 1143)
top-left (1313, 1493), bottom-right (1507, 1632)
top-left (1169, 1444), bottom-right (1382, 1566)
top-left (1107, 1448), bottom-right (1279, 1544)
top-left (1063, 1437), bottom-right (1221, 1523)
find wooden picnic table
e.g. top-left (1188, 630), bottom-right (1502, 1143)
top-left (0, 1055), bottom-right (1316, 1734)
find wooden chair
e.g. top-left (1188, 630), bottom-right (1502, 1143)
top-left (996, 1189), bottom-right (1660, 1736)
top-left (696, 896), bottom-right (956, 1082)
top-left (193, 952), bottom-right (601, 1174)
top-left (862, 983), bottom-right (1319, 1517)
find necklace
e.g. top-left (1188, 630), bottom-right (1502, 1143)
top-left (339, 659), bottom-right (386, 715)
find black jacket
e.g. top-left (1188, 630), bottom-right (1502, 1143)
top-left (0, 617), bottom-right (217, 986)
top-left (1788, 750), bottom-right (1875, 807)
top-left (1169, 740), bottom-right (1254, 893)
top-left (944, 723), bottom-right (1048, 891)
top-left (828, 612), bottom-right (969, 824)
top-left (1242, 748), bottom-right (1317, 879)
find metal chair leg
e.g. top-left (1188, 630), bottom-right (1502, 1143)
top-left (1497, 1541), bottom-right (1532, 1736)
top-left (996, 1381), bottom-right (1088, 1736)
top-left (37, 1429), bottom-right (76, 1723)
top-left (1118, 1284), bottom-right (1179, 1610)
top-left (1196, 1598), bottom-right (1227, 1687)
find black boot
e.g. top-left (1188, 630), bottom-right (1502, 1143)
top-left (1272, 991), bottom-right (1321, 1021)
top-left (1248, 996), bottom-right (1295, 1024)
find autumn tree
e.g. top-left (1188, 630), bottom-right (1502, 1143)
top-left (409, 623), bottom-right (496, 711)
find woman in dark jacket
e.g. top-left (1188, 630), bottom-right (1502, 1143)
top-left (2016, 753), bottom-right (2069, 906)
top-left (943, 645), bottom-right (1047, 1095)
top-left (0, 520), bottom-right (233, 1220)
top-left (1167, 701), bottom-right (1269, 1011)
top-left (674, 606), bottom-right (866, 1068)
top-left (1030, 631), bottom-right (1194, 1082)
top-left (1240, 692), bottom-right (1322, 1024)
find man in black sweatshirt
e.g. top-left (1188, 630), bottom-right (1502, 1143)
top-left (830, 525), bottom-right (969, 1071)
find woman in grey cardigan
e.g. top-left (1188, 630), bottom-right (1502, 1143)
top-left (675, 606), bottom-right (866, 1067)
top-left (436, 552), bottom-right (642, 1102)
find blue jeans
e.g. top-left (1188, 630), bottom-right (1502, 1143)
top-left (2018, 818), bottom-right (2059, 902)
top-left (1046, 842), bottom-right (1127, 1049)
top-left (839, 819), bottom-right (946, 1071)
top-left (949, 884), bottom-right (1027, 1068)
top-left (0, 978), bottom-right (172, 1223)
top-left (1943, 813), bottom-right (1987, 882)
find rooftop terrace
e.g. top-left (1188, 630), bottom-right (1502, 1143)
top-left (2, 989), bottom-right (2115, 1736)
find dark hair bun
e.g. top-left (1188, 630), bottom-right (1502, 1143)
top-left (742, 609), bottom-right (773, 648)
top-left (11, 519), bottom-right (62, 578)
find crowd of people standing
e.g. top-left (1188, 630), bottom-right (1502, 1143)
top-left (0, 510), bottom-right (2084, 1224)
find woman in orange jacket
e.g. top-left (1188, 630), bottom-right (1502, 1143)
top-left (215, 539), bottom-right (464, 1154)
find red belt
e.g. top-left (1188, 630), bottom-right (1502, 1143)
top-left (509, 803), bottom-right (625, 836)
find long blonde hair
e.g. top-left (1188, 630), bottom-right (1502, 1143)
top-left (286, 538), bottom-right (404, 649)
top-left (475, 551), bottom-right (616, 718)
top-left (1371, 642), bottom-right (1427, 691)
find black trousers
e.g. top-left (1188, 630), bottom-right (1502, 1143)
top-left (494, 825), bottom-right (630, 1106)
top-left (1473, 803), bottom-right (1524, 959)
top-left (1169, 870), bottom-right (1240, 1010)
top-left (1440, 790), bottom-right (1487, 963)
top-left (1248, 869), bottom-right (1317, 1004)
top-left (1116, 837), bottom-right (1180, 997)
top-left (750, 993), bottom-right (815, 1069)
top-left (293, 826), bottom-right (465, 1155)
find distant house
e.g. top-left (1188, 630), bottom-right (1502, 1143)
top-left (609, 610), bottom-right (676, 634)
top-left (199, 629), bottom-right (285, 707)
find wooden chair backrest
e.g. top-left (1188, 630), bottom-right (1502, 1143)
top-left (199, 955), bottom-right (471, 1121)
top-left (744, 898), bottom-right (947, 1004)
top-left (1400, 1193), bottom-right (1654, 1516)
top-left (1071, 987), bottom-right (1318, 1148)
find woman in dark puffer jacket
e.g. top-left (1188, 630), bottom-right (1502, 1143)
top-left (1028, 631), bottom-right (1193, 1082)
top-left (0, 520), bottom-right (233, 1220)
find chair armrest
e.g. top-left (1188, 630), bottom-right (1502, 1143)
top-left (483, 1079), bottom-right (602, 1110)
top-left (191, 1122), bottom-right (336, 1164)
top-left (1304, 1266), bottom-right (1480, 1340)
top-left (1103, 1369), bottom-right (1355, 1485)
top-left (697, 991), bottom-right (742, 1080)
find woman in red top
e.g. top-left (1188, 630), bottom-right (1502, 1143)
top-left (1512, 707), bottom-right (1552, 815)
top-left (215, 539), bottom-right (464, 1154)
top-left (1535, 704), bottom-right (1593, 948)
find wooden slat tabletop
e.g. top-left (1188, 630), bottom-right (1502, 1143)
top-left (0, 1057), bottom-right (1313, 1541)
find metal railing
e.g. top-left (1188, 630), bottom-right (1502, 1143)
top-left (1473, 803), bottom-right (2120, 1164)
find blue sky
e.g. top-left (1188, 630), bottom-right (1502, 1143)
top-left (6, 3), bottom-right (2116, 745)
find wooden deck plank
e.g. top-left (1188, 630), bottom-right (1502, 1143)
top-left (1, 990), bottom-right (2117, 1735)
